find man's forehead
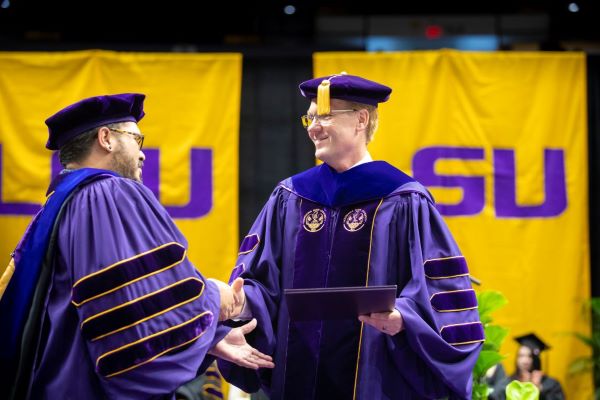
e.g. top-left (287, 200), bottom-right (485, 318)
top-left (307, 99), bottom-right (350, 112)
top-left (119, 121), bottom-right (140, 132)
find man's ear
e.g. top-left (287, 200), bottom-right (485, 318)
top-left (356, 109), bottom-right (369, 131)
top-left (97, 127), bottom-right (113, 152)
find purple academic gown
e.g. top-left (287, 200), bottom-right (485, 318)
top-left (219, 161), bottom-right (484, 400)
top-left (27, 173), bottom-right (225, 399)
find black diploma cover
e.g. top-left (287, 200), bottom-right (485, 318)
top-left (284, 285), bottom-right (397, 321)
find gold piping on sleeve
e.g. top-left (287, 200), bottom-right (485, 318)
top-left (429, 288), bottom-right (477, 312)
top-left (0, 258), bottom-right (15, 300)
top-left (238, 234), bottom-right (260, 255)
top-left (353, 198), bottom-right (384, 400)
top-left (97, 310), bottom-right (213, 378)
top-left (423, 255), bottom-right (465, 264)
top-left (439, 320), bottom-right (483, 332)
top-left (233, 263), bottom-right (245, 273)
top-left (71, 242), bottom-right (186, 307)
top-left (447, 338), bottom-right (485, 346)
top-left (425, 273), bottom-right (470, 280)
top-left (82, 277), bottom-right (205, 341)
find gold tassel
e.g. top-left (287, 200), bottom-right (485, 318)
top-left (0, 257), bottom-right (15, 301)
top-left (317, 79), bottom-right (331, 116)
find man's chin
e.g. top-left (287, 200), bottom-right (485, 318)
top-left (314, 149), bottom-right (327, 162)
top-left (120, 170), bottom-right (142, 182)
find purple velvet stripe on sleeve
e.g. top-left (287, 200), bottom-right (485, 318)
top-left (205, 370), bottom-right (221, 379)
top-left (204, 387), bottom-right (224, 399)
top-left (81, 277), bottom-right (205, 341)
top-left (97, 311), bottom-right (214, 378)
top-left (72, 242), bottom-right (186, 306)
top-left (424, 256), bottom-right (468, 279)
top-left (238, 234), bottom-right (259, 255)
top-left (430, 289), bottom-right (477, 312)
top-left (440, 322), bottom-right (485, 346)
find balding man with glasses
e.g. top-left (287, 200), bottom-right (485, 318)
top-left (221, 74), bottom-right (483, 399)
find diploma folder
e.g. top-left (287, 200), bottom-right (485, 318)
top-left (284, 285), bottom-right (397, 321)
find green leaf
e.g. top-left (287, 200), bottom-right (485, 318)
top-left (479, 314), bottom-right (492, 325)
top-left (505, 381), bottom-right (539, 400)
top-left (590, 298), bottom-right (600, 316)
top-left (477, 291), bottom-right (508, 322)
top-left (471, 382), bottom-right (491, 400)
top-left (570, 332), bottom-right (595, 348)
top-left (473, 350), bottom-right (504, 378)
top-left (483, 325), bottom-right (510, 352)
top-left (568, 356), bottom-right (593, 375)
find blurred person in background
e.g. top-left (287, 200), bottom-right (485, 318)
top-left (492, 333), bottom-right (565, 400)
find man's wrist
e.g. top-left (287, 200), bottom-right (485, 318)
top-left (234, 297), bottom-right (253, 321)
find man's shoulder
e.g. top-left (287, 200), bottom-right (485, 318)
top-left (385, 180), bottom-right (434, 203)
top-left (73, 174), bottom-right (157, 204)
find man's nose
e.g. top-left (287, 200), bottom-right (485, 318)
top-left (139, 150), bottom-right (146, 161)
top-left (308, 121), bottom-right (322, 133)
top-left (307, 125), bottom-right (320, 140)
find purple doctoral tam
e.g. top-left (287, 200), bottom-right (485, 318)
top-left (299, 74), bottom-right (392, 106)
top-left (45, 93), bottom-right (146, 150)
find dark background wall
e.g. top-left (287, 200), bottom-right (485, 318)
top-left (238, 54), bottom-right (314, 236)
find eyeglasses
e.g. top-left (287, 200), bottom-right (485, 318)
top-left (300, 109), bottom-right (357, 129)
top-left (109, 128), bottom-right (145, 150)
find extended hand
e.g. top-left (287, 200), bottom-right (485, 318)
top-left (358, 309), bottom-right (404, 336)
top-left (209, 319), bottom-right (275, 370)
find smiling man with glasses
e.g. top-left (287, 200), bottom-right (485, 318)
top-left (221, 74), bottom-right (483, 399)
top-left (0, 93), bottom-right (273, 400)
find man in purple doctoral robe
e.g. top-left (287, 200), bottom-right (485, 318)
top-left (0, 93), bottom-right (273, 400)
top-left (219, 74), bottom-right (484, 399)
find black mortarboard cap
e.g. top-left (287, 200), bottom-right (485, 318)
top-left (514, 333), bottom-right (550, 356)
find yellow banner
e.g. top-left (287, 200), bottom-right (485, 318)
top-left (0, 50), bottom-right (241, 282)
top-left (314, 50), bottom-right (590, 398)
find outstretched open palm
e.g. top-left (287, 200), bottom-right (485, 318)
top-left (210, 319), bottom-right (274, 370)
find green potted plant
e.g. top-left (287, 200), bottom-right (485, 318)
top-left (567, 297), bottom-right (600, 399)
top-left (472, 290), bottom-right (510, 399)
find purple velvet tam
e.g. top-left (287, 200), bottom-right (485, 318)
top-left (299, 74), bottom-right (392, 106)
top-left (45, 93), bottom-right (146, 150)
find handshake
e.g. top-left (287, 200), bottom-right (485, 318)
top-left (209, 277), bottom-right (246, 321)
top-left (207, 277), bottom-right (275, 370)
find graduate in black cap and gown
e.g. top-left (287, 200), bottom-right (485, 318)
top-left (492, 333), bottom-right (565, 400)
